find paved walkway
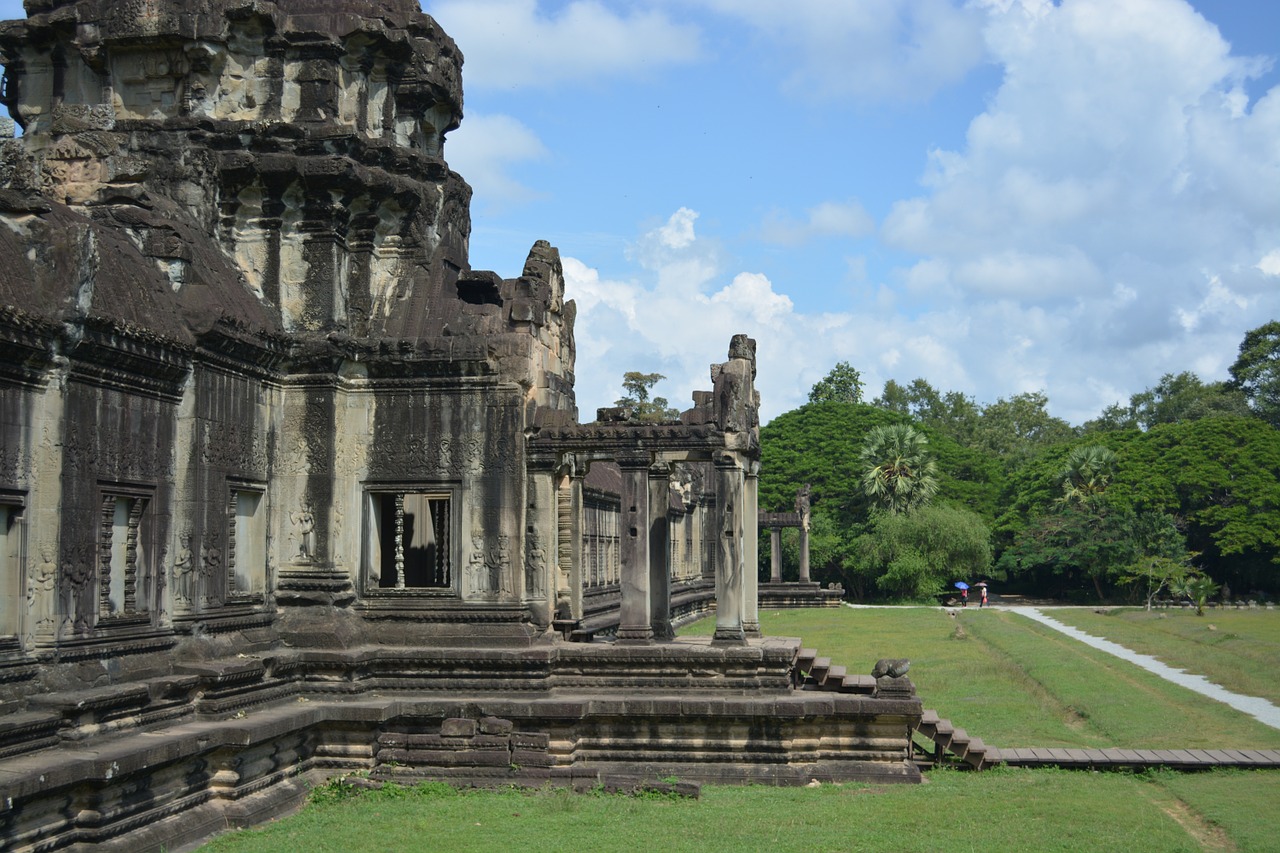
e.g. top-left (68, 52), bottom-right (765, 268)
top-left (1006, 607), bottom-right (1280, 731)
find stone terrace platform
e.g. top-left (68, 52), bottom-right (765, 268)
top-left (0, 637), bottom-right (921, 852)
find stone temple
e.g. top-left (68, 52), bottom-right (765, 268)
top-left (0, 2), bottom-right (921, 848)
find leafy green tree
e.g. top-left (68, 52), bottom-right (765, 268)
top-left (873, 379), bottom-right (912, 413)
top-left (1229, 321), bottom-right (1280, 427)
top-left (1118, 511), bottom-right (1196, 609)
top-left (614, 371), bottom-right (678, 422)
top-left (808, 361), bottom-right (864, 404)
top-left (860, 424), bottom-right (940, 514)
top-left (873, 378), bottom-right (980, 446)
top-left (851, 505), bottom-right (992, 600)
top-left (1174, 574), bottom-right (1222, 616)
top-left (1128, 372), bottom-right (1249, 428)
top-left (1122, 553), bottom-right (1197, 611)
top-left (758, 402), bottom-right (1006, 598)
top-left (1082, 402), bottom-right (1139, 433)
top-left (876, 382), bottom-right (1073, 459)
top-left (997, 417), bottom-right (1280, 595)
top-left (1086, 372), bottom-right (1248, 433)
top-left (759, 402), bottom-right (1004, 525)
top-left (1059, 445), bottom-right (1118, 503)
top-left (998, 495), bottom-right (1142, 601)
top-left (972, 391), bottom-right (1077, 460)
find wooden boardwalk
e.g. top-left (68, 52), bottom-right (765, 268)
top-left (993, 746), bottom-right (1280, 770)
top-left (915, 710), bottom-right (1280, 771)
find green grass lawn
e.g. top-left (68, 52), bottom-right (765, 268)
top-left (1044, 608), bottom-right (1280, 706)
top-left (685, 607), bottom-right (1280, 749)
top-left (198, 607), bottom-right (1280, 852)
top-left (201, 770), bottom-right (1280, 853)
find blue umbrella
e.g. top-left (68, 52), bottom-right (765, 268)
top-left (954, 581), bottom-right (969, 590)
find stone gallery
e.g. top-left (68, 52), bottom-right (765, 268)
top-left (0, 1), bottom-right (920, 848)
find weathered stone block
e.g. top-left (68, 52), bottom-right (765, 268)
top-left (439, 718), bottom-right (477, 738)
top-left (478, 716), bottom-right (513, 735)
top-left (510, 748), bottom-right (554, 768)
top-left (511, 731), bottom-right (549, 749)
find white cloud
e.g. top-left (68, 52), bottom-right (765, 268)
top-left (657, 207), bottom-right (698, 250)
top-left (952, 248), bottom-right (1105, 300)
top-left (563, 208), bottom-right (1028, 424)
top-left (444, 113), bottom-right (548, 208)
top-left (873, 0), bottom-right (1280, 422)
top-left (689, 0), bottom-right (988, 102)
top-left (565, 209), bottom-right (827, 421)
top-left (444, 0), bottom-right (1280, 427)
top-left (426, 0), bottom-right (701, 90)
top-left (1258, 250), bottom-right (1280, 277)
top-left (1176, 275), bottom-right (1249, 333)
top-left (759, 200), bottom-right (875, 246)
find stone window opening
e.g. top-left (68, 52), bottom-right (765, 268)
top-left (97, 491), bottom-right (150, 620)
top-left (0, 495), bottom-right (24, 637)
top-left (227, 485), bottom-right (267, 599)
top-left (366, 491), bottom-right (452, 590)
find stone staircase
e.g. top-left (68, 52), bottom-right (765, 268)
top-left (914, 709), bottom-right (1000, 770)
top-left (794, 647), bottom-right (878, 695)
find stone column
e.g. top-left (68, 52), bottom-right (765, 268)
top-left (713, 453), bottom-right (745, 645)
top-left (525, 463), bottom-right (557, 629)
top-left (691, 492), bottom-right (710, 581)
top-left (769, 529), bottom-right (782, 582)
top-left (616, 455), bottom-right (653, 643)
top-left (798, 525), bottom-right (811, 584)
top-left (555, 463), bottom-right (585, 620)
top-left (649, 461), bottom-right (673, 640)
top-left (742, 461), bottom-right (760, 637)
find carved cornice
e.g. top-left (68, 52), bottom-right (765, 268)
top-left (66, 320), bottom-right (192, 401)
top-left (0, 310), bottom-right (57, 387)
top-left (528, 422), bottom-right (726, 457)
top-left (194, 323), bottom-right (290, 378)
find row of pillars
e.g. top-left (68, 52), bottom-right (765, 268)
top-left (613, 452), bottom-right (758, 645)
top-left (768, 526), bottom-right (811, 583)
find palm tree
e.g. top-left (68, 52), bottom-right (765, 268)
top-left (859, 424), bottom-right (939, 514)
top-left (1059, 445), bottom-right (1118, 503)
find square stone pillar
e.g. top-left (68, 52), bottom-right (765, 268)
top-left (525, 464), bottom-right (558, 629)
top-left (713, 453), bottom-right (745, 644)
top-left (615, 455), bottom-right (654, 643)
top-left (649, 461), bottom-right (673, 640)
top-left (555, 465), bottom-right (585, 621)
top-left (742, 461), bottom-right (760, 637)
top-left (770, 529), bottom-right (782, 582)
top-left (798, 527), bottom-right (811, 583)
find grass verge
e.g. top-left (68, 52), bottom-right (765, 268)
top-left (200, 770), bottom-right (1280, 853)
top-left (685, 607), bottom-right (1280, 749)
top-left (1042, 608), bottom-right (1280, 706)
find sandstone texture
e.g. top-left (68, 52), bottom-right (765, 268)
top-left (0, 3), bottom-right (917, 849)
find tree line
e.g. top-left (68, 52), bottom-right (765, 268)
top-left (756, 321), bottom-right (1280, 604)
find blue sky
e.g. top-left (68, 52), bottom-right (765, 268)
top-left (3, 1), bottom-right (1278, 426)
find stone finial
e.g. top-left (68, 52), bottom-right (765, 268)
top-left (872, 658), bottom-right (910, 678)
top-left (728, 333), bottom-right (755, 363)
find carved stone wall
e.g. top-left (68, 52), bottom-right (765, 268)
top-left (0, 0), bottom-right (578, 689)
top-left (0, 7), bottom-right (921, 850)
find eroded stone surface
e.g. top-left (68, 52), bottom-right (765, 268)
top-left (0, 3), bottom-right (915, 849)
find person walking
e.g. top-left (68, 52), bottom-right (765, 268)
top-left (961, 587), bottom-right (968, 607)
top-left (980, 585), bottom-right (988, 608)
